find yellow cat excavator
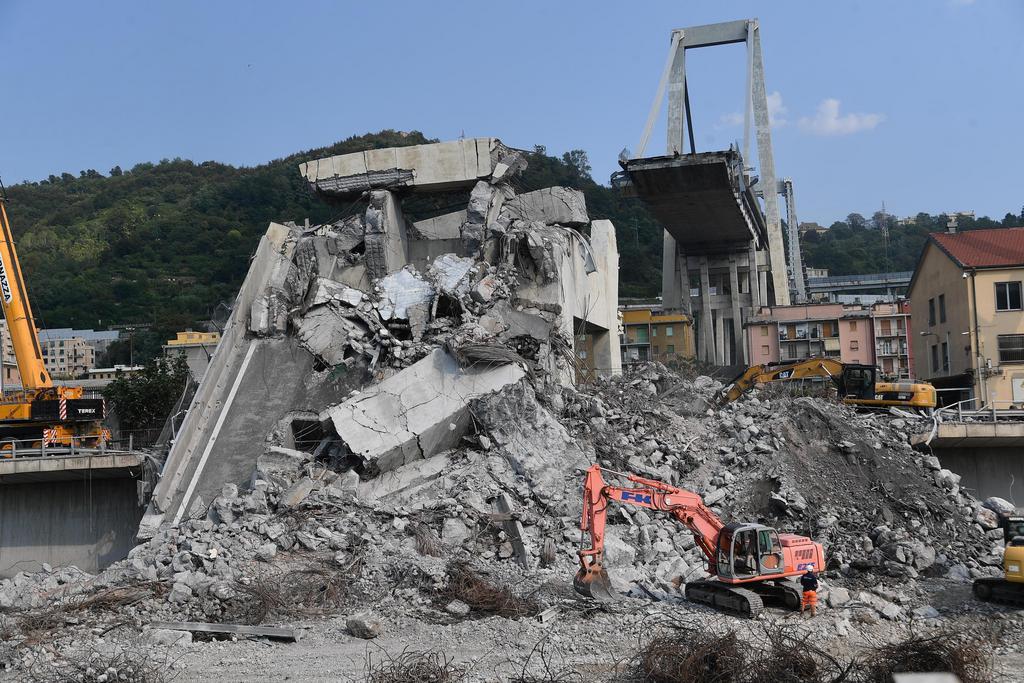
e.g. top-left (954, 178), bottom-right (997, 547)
top-left (720, 358), bottom-right (936, 410)
top-left (0, 195), bottom-right (107, 454)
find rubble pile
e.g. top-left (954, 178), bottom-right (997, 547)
top-left (0, 139), bottom-right (1018, 678)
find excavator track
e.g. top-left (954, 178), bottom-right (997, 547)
top-left (974, 577), bottom-right (1024, 607)
top-left (685, 580), bottom-right (764, 618)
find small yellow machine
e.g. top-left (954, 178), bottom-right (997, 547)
top-left (720, 358), bottom-right (936, 410)
top-left (974, 513), bottom-right (1024, 605)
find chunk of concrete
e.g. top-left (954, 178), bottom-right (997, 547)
top-left (375, 268), bottom-right (435, 321)
top-left (412, 210), bottom-right (466, 240)
top-left (346, 613), bottom-right (383, 639)
top-left (364, 190), bottom-right (408, 278)
top-left (502, 187), bottom-right (588, 226)
top-left (428, 253), bottom-right (476, 296)
top-left (301, 138), bottom-right (517, 197)
top-left (356, 453), bottom-right (452, 502)
top-left (307, 278), bottom-right (364, 308)
top-left (146, 628), bottom-right (193, 647)
top-left (320, 349), bottom-right (525, 476)
top-left (280, 478), bottom-right (317, 508)
top-left (494, 493), bottom-right (531, 569)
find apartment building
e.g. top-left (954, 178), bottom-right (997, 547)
top-left (908, 227), bottom-right (1024, 406)
top-left (871, 301), bottom-right (913, 379)
top-left (745, 301), bottom-right (910, 373)
top-left (619, 306), bottom-right (694, 366)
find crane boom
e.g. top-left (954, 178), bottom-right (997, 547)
top-left (0, 199), bottom-right (51, 390)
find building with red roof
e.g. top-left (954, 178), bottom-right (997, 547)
top-left (908, 227), bottom-right (1024, 406)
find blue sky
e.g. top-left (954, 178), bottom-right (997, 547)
top-left (1, 0), bottom-right (1021, 224)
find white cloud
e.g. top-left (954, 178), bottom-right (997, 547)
top-left (798, 98), bottom-right (884, 136)
top-left (717, 90), bottom-right (788, 128)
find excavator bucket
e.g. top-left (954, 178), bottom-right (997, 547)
top-left (573, 560), bottom-right (618, 602)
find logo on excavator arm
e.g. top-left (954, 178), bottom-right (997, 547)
top-left (620, 491), bottom-right (652, 505)
top-left (0, 259), bottom-right (11, 304)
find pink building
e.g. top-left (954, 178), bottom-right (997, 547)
top-left (746, 302), bottom-right (911, 376)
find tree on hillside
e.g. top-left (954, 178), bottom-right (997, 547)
top-left (102, 354), bottom-right (189, 438)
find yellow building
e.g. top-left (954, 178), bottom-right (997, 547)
top-left (619, 306), bottom-right (694, 366)
top-left (909, 227), bottom-right (1024, 406)
top-left (164, 330), bottom-right (221, 382)
top-left (166, 331), bottom-right (221, 346)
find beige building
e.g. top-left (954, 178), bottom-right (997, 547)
top-left (39, 336), bottom-right (95, 379)
top-left (908, 227), bottom-right (1024, 406)
top-left (164, 330), bottom-right (221, 381)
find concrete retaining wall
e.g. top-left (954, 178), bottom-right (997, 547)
top-left (936, 447), bottom-right (1024, 502)
top-left (0, 478), bottom-right (143, 577)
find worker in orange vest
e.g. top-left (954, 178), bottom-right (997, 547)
top-left (800, 569), bottom-right (819, 617)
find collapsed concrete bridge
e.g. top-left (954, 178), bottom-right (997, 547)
top-left (138, 138), bottom-right (622, 539)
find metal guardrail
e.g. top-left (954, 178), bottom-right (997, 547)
top-left (935, 398), bottom-right (1024, 423)
top-left (0, 434), bottom-right (139, 460)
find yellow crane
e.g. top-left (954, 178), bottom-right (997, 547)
top-left (720, 357), bottom-right (936, 410)
top-left (0, 195), bottom-right (107, 454)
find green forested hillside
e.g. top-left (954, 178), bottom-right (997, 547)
top-left (6, 130), bottom-right (1021, 364)
top-left (800, 210), bottom-right (1024, 276)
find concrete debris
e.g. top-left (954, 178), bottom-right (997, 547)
top-left (320, 348), bottom-right (525, 476)
top-left (502, 187), bottom-right (589, 226)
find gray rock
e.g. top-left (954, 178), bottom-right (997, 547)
top-left (146, 629), bottom-right (193, 647)
top-left (912, 605), bottom-right (940, 619)
top-left (168, 583), bottom-right (193, 604)
top-left (280, 478), bottom-right (317, 508)
top-left (442, 518), bottom-right (472, 546)
top-left (704, 488), bottom-right (727, 506)
top-left (347, 613), bottom-right (383, 639)
top-left (826, 586), bottom-right (851, 607)
top-left (445, 600), bottom-right (471, 617)
top-left (975, 506), bottom-right (1000, 530)
top-left (984, 496), bottom-right (1016, 515)
top-left (209, 581), bottom-right (236, 601)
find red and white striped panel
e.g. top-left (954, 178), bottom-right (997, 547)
top-left (59, 398), bottom-right (67, 421)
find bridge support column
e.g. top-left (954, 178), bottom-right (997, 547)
top-left (729, 255), bottom-right (745, 365)
top-left (699, 257), bottom-right (714, 363)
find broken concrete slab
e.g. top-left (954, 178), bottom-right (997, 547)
top-left (300, 138), bottom-right (522, 198)
top-left (411, 210), bottom-right (466, 240)
top-left (502, 187), bottom-right (588, 226)
top-left (306, 278), bottom-right (364, 308)
top-left (428, 253), bottom-right (476, 297)
top-left (320, 349), bottom-right (525, 476)
top-left (356, 453), bottom-right (452, 503)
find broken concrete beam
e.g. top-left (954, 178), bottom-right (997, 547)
top-left (319, 349), bottom-right (525, 476)
top-left (428, 253), bottom-right (475, 297)
top-left (355, 453), bottom-right (452, 503)
top-left (411, 210), bottom-right (466, 240)
top-left (364, 190), bottom-right (409, 278)
top-left (306, 277), bottom-right (364, 308)
top-left (294, 306), bottom-right (368, 366)
top-left (501, 187), bottom-right (588, 226)
top-left (494, 493), bottom-right (532, 569)
top-left (299, 138), bottom-right (522, 198)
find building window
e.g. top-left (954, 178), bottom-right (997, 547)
top-left (652, 327), bottom-right (657, 337)
top-left (635, 328), bottom-right (649, 343)
top-left (761, 326), bottom-right (768, 337)
top-left (666, 326), bottom-right (674, 337)
top-left (998, 335), bottom-right (1024, 363)
top-left (761, 345), bottom-right (770, 355)
top-left (939, 294), bottom-right (946, 323)
top-left (850, 340), bottom-right (859, 351)
top-left (995, 282), bottom-right (1023, 311)
top-left (928, 298), bottom-right (936, 326)
top-left (666, 345), bottom-right (675, 355)
top-left (931, 344), bottom-right (939, 372)
top-left (942, 342), bottom-right (949, 371)
top-left (850, 320), bottom-right (857, 331)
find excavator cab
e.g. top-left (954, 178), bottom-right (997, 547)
top-left (715, 523), bottom-right (785, 580)
top-left (836, 364), bottom-right (876, 402)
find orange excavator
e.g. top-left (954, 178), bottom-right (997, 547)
top-left (574, 464), bottom-right (824, 617)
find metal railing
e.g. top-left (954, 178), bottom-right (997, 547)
top-left (934, 397), bottom-right (1024, 423)
top-left (0, 434), bottom-right (138, 460)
